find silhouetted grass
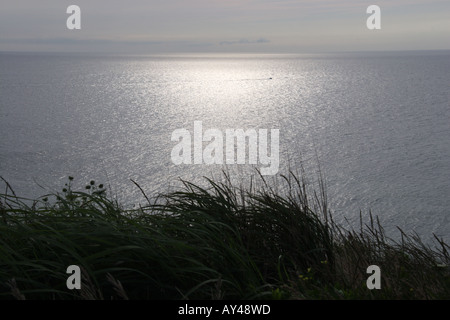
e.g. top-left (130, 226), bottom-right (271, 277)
top-left (0, 172), bottom-right (449, 300)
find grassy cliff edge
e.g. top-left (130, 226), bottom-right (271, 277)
top-left (1, 172), bottom-right (449, 300)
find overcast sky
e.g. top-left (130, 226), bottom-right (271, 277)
top-left (1, 0), bottom-right (449, 53)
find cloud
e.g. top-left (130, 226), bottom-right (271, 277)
top-left (1, 0), bottom-right (449, 52)
top-left (219, 38), bottom-right (270, 46)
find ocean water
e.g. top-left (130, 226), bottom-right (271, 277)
top-left (1, 51), bottom-right (449, 242)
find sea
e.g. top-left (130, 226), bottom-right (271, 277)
top-left (1, 51), bottom-right (449, 243)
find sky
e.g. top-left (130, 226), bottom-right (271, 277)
top-left (0, 0), bottom-right (449, 53)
